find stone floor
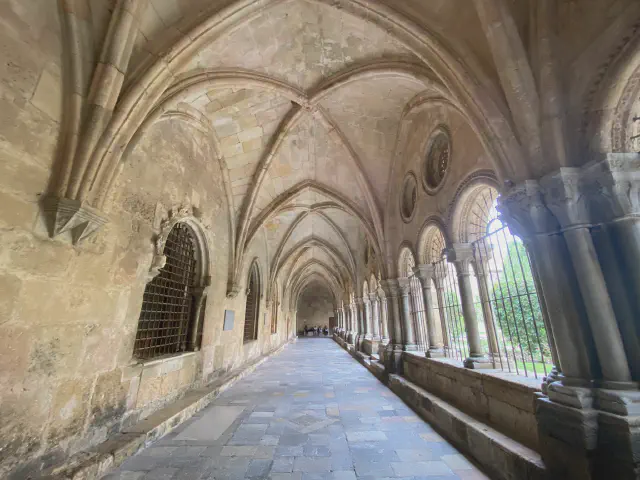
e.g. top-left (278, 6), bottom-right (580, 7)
top-left (103, 338), bottom-right (490, 480)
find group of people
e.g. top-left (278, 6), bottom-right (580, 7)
top-left (303, 325), bottom-right (329, 336)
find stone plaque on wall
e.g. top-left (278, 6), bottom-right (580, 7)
top-left (223, 310), bottom-right (234, 331)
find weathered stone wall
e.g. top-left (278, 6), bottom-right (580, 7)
top-left (0, 92), bottom-right (291, 479)
top-left (403, 354), bottom-right (540, 451)
top-left (297, 287), bottom-right (334, 332)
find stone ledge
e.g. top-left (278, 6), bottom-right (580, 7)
top-left (333, 338), bottom-right (546, 480)
top-left (37, 341), bottom-right (292, 480)
top-left (388, 374), bottom-right (546, 480)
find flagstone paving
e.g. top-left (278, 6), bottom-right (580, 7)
top-left (103, 338), bottom-right (490, 480)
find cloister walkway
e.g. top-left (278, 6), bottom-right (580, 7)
top-left (104, 338), bottom-right (489, 480)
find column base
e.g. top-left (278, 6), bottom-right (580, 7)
top-left (463, 355), bottom-right (494, 369)
top-left (426, 347), bottom-right (445, 358)
top-left (384, 344), bottom-right (404, 374)
top-left (537, 395), bottom-right (599, 480)
top-left (402, 343), bottom-right (419, 352)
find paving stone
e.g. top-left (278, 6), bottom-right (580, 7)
top-left (390, 460), bottom-right (454, 477)
top-left (293, 457), bottom-right (331, 473)
top-left (102, 339), bottom-right (487, 480)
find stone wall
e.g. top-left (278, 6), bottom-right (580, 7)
top-left (297, 287), bottom-right (334, 332)
top-left (402, 353), bottom-right (540, 451)
top-left (0, 89), bottom-right (291, 480)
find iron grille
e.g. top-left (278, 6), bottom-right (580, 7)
top-left (134, 223), bottom-right (197, 360)
top-left (244, 268), bottom-right (259, 342)
top-left (472, 221), bottom-right (551, 378)
top-left (433, 258), bottom-right (468, 361)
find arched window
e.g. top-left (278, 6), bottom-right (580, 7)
top-left (456, 182), bottom-right (552, 378)
top-left (134, 222), bottom-right (201, 360)
top-left (244, 263), bottom-right (260, 343)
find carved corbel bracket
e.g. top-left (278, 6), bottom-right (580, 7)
top-left (227, 282), bottom-right (242, 298)
top-left (42, 196), bottom-right (108, 244)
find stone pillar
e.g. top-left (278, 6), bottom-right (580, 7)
top-left (499, 159), bottom-right (640, 480)
top-left (471, 258), bottom-right (501, 363)
top-left (397, 279), bottom-right (417, 351)
top-left (449, 245), bottom-right (490, 369)
top-left (432, 273), bottom-right (450, 353)
top-left (347, 303), bottom-right (356, 345)
top-left (363, 298), bottom-right (373, 340)
top-left (369, 293), bottom-right (381, 341)
top-left (377, 288), bottom-right (390, 344)
top-left (380, 280), bottom-right (403, 373)
top-left (413, 265), bottom-right (444, 357)
top-left (354, 298), bottom-right (364, 350)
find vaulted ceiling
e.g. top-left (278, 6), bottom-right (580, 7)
top-left (110, 0), bottom-right (555, 306)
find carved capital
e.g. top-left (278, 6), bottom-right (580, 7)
top-left (540, 168), bottom-right (592, 228)
top-left (397, 277), bottom-right (412, 295)
top-left (379, 279), bottom-right (400, 298)
top-left (448, 243), bottom-right (474, 273)
top-left (368, 293), bottom-right (378, 304)
top-left (580, 153), bottom-right (640, 222)
top-left (42, 196), bottom-right (108, 244)
top-left (412, 264), bottom-right (434, 285)
top-left (497, 180), bottom-right (559, 238)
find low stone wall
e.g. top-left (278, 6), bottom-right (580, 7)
top-left (402, 353), bottom-right (540, 451)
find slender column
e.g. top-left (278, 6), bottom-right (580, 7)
top-left (369, 293), bottom-right (381, 341)
top-left (413, 265), bottom-right (444, 357)
top-left (432, 274), bottom-right (450, 352)
top-left (472, 259), bottom-right (501, 361)
top-left (380, 280), bottom-right (403, 373)
top-left (347, 303), bottom-right (356, 345)
top-left (377, 289), bottom-right (390, 344)
top-left (542, 168), bottom-right (632, 387)
top-left (363, 298), bottom-right (373, 340)
top-left (449, 245), bottom-right (490, 368)
top-left (397, 279), bottom-right (417, 351)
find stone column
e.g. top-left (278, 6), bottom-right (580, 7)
top-left (413, 265), bottom-right (444, 357)
top-left (380, 280), bottom-right (403, 373)
top-left (471, 258), bottom-right (501, 363)
top-left (432, 273), bottom-right (450, 353)
top-left (541, 168), bottom-right (632, 387)
top-left (369, 293), bottom-right (381, 341)
top-left (377, 288), bottom-right (390, 344)
top-left (397, 279), bottom-right (417, 351)
top-left (449, 245), bottom-right (490, 368)
top-left (500, 163), bottom-right (640, 480)
top-left (363, 298), bottom-right (373, 340)
top-left (347, 303), bottom-right (356, 345)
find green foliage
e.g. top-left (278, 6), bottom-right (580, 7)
top-left (489, 240), bottom-right (551, 362)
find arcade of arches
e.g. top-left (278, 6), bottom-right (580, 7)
top-left (1, 1), bottom-right (640, 479)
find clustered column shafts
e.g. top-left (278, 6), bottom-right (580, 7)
top-left (413, 265), bottom-right (444, 357)
top-left (363, 298), bottom-right (373, 341)
top-left (497, 157), bottom-right (640, 480)
top-left (397, 279), bottom-right (417, 351)
top-left (369, 293), bottom-right (381, 341)
top-left (450, 244), bottom-right (490, 368)
top-left (378, 288), bottom-right (390, 344)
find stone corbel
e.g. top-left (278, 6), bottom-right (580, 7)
top-left (42, 196), bottom-right (108, 245)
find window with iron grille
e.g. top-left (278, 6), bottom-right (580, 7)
top-left (133, 223), bottom-right (199, 360)
top-left (244, 264), bottom-right (260, 342)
